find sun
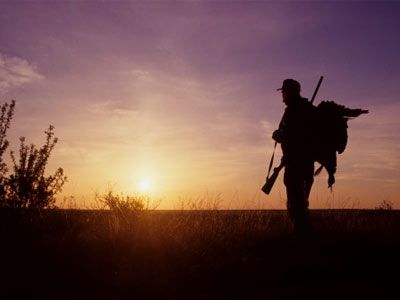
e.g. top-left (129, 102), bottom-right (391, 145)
top-left (138, 177), bottom-right (152, 193)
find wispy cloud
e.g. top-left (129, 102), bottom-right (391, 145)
top-left (90, 100), bottom-right (138, 117)
top-left (0, 53), bottom-right (43, 90)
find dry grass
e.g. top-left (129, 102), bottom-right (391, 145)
top-left (0, 207), bottom-right (399, 299)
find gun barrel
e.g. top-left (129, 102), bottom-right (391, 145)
top-left (311, 76), bottom-right (324, 104)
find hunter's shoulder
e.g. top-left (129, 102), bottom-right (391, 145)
top-left (297, 97), bottom-right (311, 106)
top-left (298, 97), bottom-right (316, 111)
top-left (300, 97), bottom-right (309, 102)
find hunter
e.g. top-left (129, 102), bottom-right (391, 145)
top-left (272, 79), bottom-right (315, 235)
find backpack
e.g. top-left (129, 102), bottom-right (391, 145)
top-left (312, 100), bottom-right (367, 188)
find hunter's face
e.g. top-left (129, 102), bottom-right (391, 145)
top-left (282, 90), bottom-right (290, 105)
top-left (282, 89), bottom-right (298, 106)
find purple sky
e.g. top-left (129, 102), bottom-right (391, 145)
top-left (1, 1), bottom-right (399, 208)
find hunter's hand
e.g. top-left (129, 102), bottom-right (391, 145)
top-left (272, 129), bottom-right (282, 143)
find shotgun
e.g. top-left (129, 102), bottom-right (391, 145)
top-left (261, 161), bottom-right (284, 195)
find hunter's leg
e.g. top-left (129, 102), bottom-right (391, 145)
top-left (304, 160), bottom-right (315, 203)
top-left (285, 163), bottom-right (313, 237)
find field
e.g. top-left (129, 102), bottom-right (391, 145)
top-left (1, 209), bottom-right (399, 299)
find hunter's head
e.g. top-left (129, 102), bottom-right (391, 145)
top-left (277, 79), bottom-right (301, 105)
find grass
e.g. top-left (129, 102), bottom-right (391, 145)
top-left (0, 208), bottom-right (399, 299)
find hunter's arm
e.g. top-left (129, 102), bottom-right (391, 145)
top-left (272, 112), bottom-right (287, 143)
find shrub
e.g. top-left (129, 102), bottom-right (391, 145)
top-left (96, 189), bottom-right (149, 213)
top-left (0, 100), bottom-right (15, 200)
top-left (375, 200), bottom-right (393, 210)
top-left (95, 189), bottom-right (152, 234)
top-left (0, 100), bottom-right (67, 209)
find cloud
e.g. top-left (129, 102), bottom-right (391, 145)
top-left (0, 53), bottom-right (43, 90)
top-left (90, 100), bottom-right (139, 117)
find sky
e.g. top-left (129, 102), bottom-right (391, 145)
top-left (0, 1), bottom-right (399, 209)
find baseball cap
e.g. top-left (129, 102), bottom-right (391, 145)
top-left (277, 79), bottom-right (301, 92)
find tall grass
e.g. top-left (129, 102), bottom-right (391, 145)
top-left (1, 203), bottom-right (399, 298)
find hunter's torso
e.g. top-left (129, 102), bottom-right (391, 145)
top-left (279, 97), bottom-right (315, 162)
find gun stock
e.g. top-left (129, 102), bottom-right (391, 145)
top-left (261, 163), bottom-right (284, 195)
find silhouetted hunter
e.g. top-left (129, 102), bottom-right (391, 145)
top-left (264, 78), bottom-right (368, 235)
top-left (272, 79), bottom-right (315, 234)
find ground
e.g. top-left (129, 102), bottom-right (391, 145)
top-left (0, 209), bottom-right (398, 299)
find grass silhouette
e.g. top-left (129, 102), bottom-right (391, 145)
top-left (0, 203), bottom-right (399, 299)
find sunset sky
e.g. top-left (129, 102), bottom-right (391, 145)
top-left (1, 1), bottom-right (399, 209)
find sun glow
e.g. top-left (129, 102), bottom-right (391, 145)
top-left (138, 177), bottom-right (152, 193)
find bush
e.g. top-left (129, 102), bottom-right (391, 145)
top-left (0, 100), bottom-right (15, 200)
top-left (95, 189), bottom-right (152, 233)
top-left (96, 189), bottom-right (149, 213)
top-left (375, 200), bottom-right (393, 210)
top-left (0, 100), bottom-right (67, 209)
